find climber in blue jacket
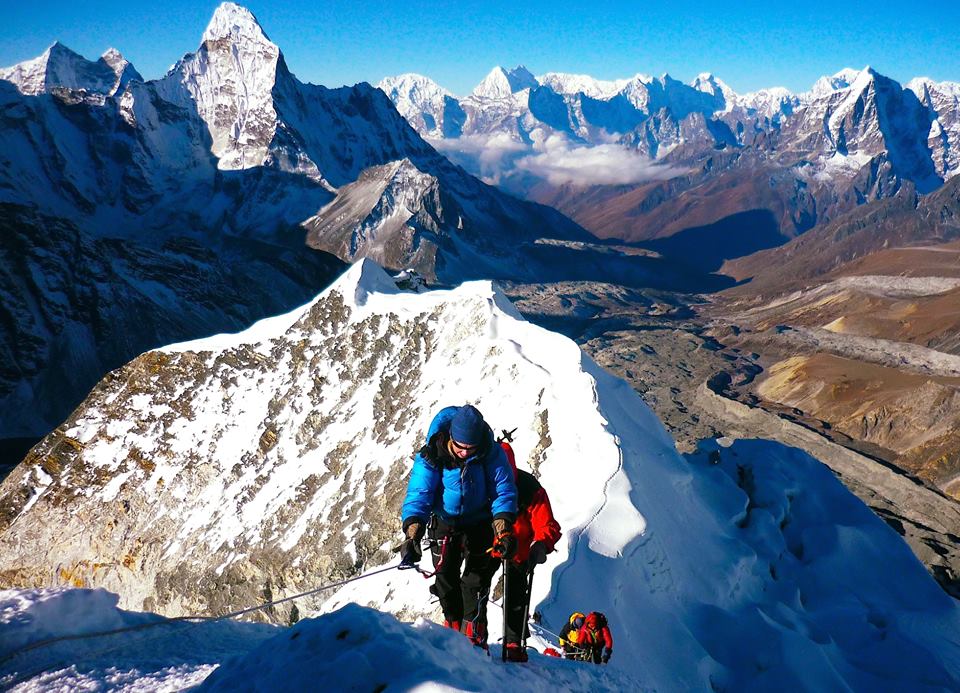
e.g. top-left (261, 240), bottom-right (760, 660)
top-left (399, 404), bottom-right (518, 648)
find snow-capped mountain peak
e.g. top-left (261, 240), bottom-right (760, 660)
top-left (100, 47), bottom-right (142, 90)
top-left (737, 86), bottom-right (799, 117)
top-left (691, 71), bottom-right (733, 96)
top-left (378, 73), bottom-right (452, 100)
top-left (810, 66), bottom-right (862, 97)
top-left (907, 76), bottom-right (960, 98)
top-left (471, 65), bottom-right (539, 98)
top-left (0, 40), bottom-right (138, 96)
top-left (690, 72), bottom-right (736, 111)
top-left (160, 2), bottom-right (284, 171)
top-left (202, 1), bottom-right (273, 47)
top-left (376, 73), bottom-right (459, 136)
top-left (536, 71), bottom-right (636, 98)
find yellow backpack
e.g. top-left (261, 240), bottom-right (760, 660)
top-left (561, 612), bottom-right (586, 645)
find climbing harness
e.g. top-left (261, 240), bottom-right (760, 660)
top-left (399, 536), bottom-right (449, 579)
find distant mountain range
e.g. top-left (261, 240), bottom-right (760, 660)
top-left (380, 64), bottom-right (959, 185)
top-left (380, 65), bottom-right (960, 264)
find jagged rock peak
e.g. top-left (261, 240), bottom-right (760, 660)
top-left (472, 65), bottom-right (539, 98)
top-left (355, 157), bottom-right (436, 187)
top-left (202, 2), bottom-right (273, 46)
top-left (0, 40), bottom-right (133, 96)
top-left (690, 72), bottom-right (736, 101)
top-left (536, 71), bottom-right (640, 98)
top-left (378, 73), bottom-right (453, 99)
top-left (101, 47), bottom-right (124, 63)
top-left (162, 1), bottom-right (285, 172)
top-left (810, 67), bottom-right (862, 97)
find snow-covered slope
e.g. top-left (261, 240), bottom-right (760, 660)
top-left (0, 590), bottom-right (639, 690)
top-left (1, 259), bottom-right (959, 690)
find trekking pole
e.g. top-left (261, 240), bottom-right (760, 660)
top-left (520, 565), bottom-right (535, 650)
top-left (501, 557), bottom-right (509, 662)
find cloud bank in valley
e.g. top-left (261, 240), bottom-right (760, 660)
top-left (430, 132), bottom-right (677, 188)
top-left (516, 134), bottom-right (678, 186)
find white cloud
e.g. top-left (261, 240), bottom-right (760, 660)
top-left (430, 132), bottom-right (678, 188)
top-left (428, 133), bottom-right (527, 184)
top-left (515, 133), bottom-right (678, 186)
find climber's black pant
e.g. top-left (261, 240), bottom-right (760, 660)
top-left (429, 516), bottom-right (498, 639)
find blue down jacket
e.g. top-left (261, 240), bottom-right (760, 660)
top-left (401, 406), bottom-right (517, 529)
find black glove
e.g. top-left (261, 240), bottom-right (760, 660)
top-left (602, 647), bottom-right (612, 664)
top-left (528, 541), bottom-right (548, 565)
top-left (491, 531), bottom-right (517, 560)
top-left (399, 538), bottom-right (422, 566)
top-left (397, 521), bottom-right (424, 567)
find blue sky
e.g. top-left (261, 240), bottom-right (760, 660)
top-left (2, 0), bottom-right (958, 95)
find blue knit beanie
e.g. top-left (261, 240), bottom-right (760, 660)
top-left (450, 405), bottom-right (486, 446)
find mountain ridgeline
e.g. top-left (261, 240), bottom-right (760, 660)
top-left (381, 65), bottom-right (960, 267)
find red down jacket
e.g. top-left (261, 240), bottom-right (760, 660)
top-left (500, 442), bottom-right (562, 564)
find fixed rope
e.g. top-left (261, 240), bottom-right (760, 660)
top-left (0, 562), bottom-right (402, 677)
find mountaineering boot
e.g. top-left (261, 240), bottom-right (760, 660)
top-left (504, 643), bottom-right (528, 662)
top-left (443, 619), bottom-right (461, 631)
top-left (464, 621), bottom-right (488, 650)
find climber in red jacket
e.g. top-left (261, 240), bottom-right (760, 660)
top-left (500, 440), bottom-right (562, 662)
top-left (576, 611), bottom-right (613, 664)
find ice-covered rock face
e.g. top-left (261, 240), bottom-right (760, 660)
top-left (779, 67), bottom-right (941, 191)
top-left (908, 77), bottom-right (960, 179)
top-left (158, 3), bottom-right (282, 170)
